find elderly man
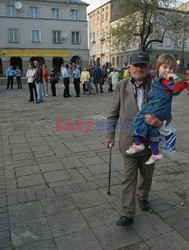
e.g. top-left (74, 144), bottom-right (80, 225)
top-left (34, 60), bottom-right (43, 103)
top-left (105, 51), bottom-right (163, 226)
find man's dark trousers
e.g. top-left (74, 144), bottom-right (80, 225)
top-left (28, 82), bottom-right (37, 101)
top-left (63, 78), bottom-right (70, 97)
top-left (51, 83), bottom-right (56, 96)
top-left (74, 78), bottom-right (80, 96)
top-left (7, 76), bottom-right (14, 89)
top-left (94, 77), bottom-right (103, 93)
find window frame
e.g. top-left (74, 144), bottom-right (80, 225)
top-left (52, 8), bottom-right (60, 19)
top-left (29, 6), bottom-right (39, 18)
top-left (30, 29), bottom-right (41, 43)
top-left (7, 5), bottom-right (16, 17)
top-left (71, 31), bottom-right (80, 44)
top-left (71, 9), bottom-right (79, 20)
top-left (53, 30), bottom-right (61, 44)
top-left (8, 29), bottom-right (19, 43)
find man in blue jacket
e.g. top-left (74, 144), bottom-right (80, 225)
top-left (73, 65), bottom-right (81, 97)
top-left (93, 64), bottom-right (103, 93)
top-left (6, 65), bottom-right (15, 89)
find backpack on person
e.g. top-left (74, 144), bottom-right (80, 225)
top-left (54, 73), bottom-right (59, 83)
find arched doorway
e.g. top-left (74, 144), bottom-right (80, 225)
top-left (71, 56), bottom-right (81, 67)
top-left (0, 58), bottom-right (3, 75)
top-left (10, 57), bottom-right (22, 71)
top-left (30, 57), bottom-right (45, 66)
top-left (52, 57), bottom-right (64, 73)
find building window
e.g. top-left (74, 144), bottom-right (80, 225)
top-left (30, 29), bottom-right (41, 43)
top-left (52, 8), bottom-right (60, 19)
top-left (7, 5), bottom-right (16, 17)
top-left (117, 56), bottom-right (119, 66)
top-left (71, 10), bottom-right (79, 20)
top-left (106, 12), bottom-right (108, 21)
top-left (112, 57), bottom-right (115, 66)
top-left (29, 7), bottom-right (39, 18)
top-left (72, 32), bottom-right (80, 44)
top-left (102, 14), bottom-right (104, 22)
top-left (8, 29), bottom-right (19, 43)
top-left (121, 56), bottom-right (123, 64)
top-left (90, 33), bottom-right (92, 41)
top-left (97, 16), bottom-right (99, 25)
top-left (53, 31), bottom-right (61, 43)
top-left (97, 30), bottom-right (99, 39)
top-left (93, 32), bottom-right (95, 41)
top-left (106, 6), bottom-right (108, 9)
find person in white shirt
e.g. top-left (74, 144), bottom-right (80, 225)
top-left (108, 68), bottom-right (120, 92)
top-left (26, 63), bottom-right (37, 102)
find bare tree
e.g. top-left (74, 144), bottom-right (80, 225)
top-left (111, 0), bottom-right (187, 51)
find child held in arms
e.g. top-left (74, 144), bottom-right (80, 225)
top-left (126, 54), bottom-right (185, 165)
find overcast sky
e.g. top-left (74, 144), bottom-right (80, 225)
top-left (83, 0), bottom-right (188, 14)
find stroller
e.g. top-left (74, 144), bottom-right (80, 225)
top-left (86, 77), bottom-right (96, 95)
top-left (104, 78), bottom-right (112, 92)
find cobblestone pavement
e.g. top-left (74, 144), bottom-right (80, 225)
top-left (0, 79), bottom-right (189, 250)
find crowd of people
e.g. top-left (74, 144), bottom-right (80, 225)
top-left (5, 57), bottom-right (188, 104)
top-left (5, 61), bottom-right (133, 102)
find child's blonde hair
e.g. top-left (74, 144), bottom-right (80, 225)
top-left (156, 54), bottom-right (177, 73)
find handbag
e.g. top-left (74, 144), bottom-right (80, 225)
top-left (159, 133), bottom-right (176, 157)
top-left (158, 123), bottom-right (176, 157)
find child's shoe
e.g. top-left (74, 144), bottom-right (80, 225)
top-left (145, 153), bottom-right (163, 165)
top-left (126, 143), bottom-right (145, 154)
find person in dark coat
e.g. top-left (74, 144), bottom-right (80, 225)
top-left (50, 66), bottom-right (58, 96)
top-left (93, 64), bottom-right (103, 93)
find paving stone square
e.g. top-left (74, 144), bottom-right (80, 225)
top-left (80, 203), bottom-right (119, 228)
top-left (71, 190), bottom-right (108, 209)
top-left (15, 165), bottom-right (40, 177)
top-left (92, 222), bottom-right (141, 250)
top-left (8, 201), bottom-right (44, 224)
top-left (39, 161), bottom-right (65, 172)
top-left (47, 210), bottom-right (88, 237)
top-left (41, 196), bottom-right (76, 216)
top-left (145, 231), bottom-right (189, 249)
top-left (55, 229), bottom-right (103, 250)
top-left (43, 169), bottom-right (71, 183)
top-left (11, 218), bottom-right (53, 247)
top-left (15, 239), bottom-right (57, 250)
top-left (17, 174), bottom-right (46, 188)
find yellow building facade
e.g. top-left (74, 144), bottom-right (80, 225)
top-left (88, 1), bottom-right (111, 66)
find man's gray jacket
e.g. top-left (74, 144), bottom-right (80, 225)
top-left (106, 77), bottom-right (152, 155)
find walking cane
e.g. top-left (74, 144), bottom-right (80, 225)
top-left (107, 144), bottom-right (112, 195)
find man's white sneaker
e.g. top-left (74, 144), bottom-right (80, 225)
top-left (126, 143), bottom-right (145, 155)
top-left (145, 153), bottom-right (163, 165)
